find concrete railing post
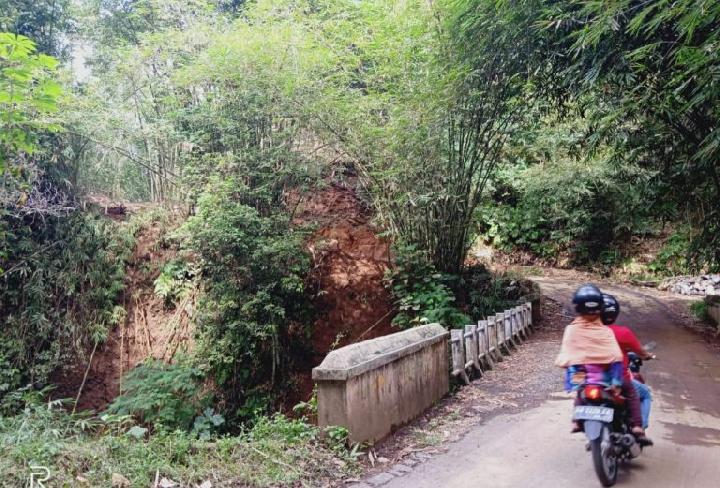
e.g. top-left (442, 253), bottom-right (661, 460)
top-left (495, 312), bottom-right (509, 355)
top-left (504, 310), bottom-right (517, 349)
top-left (708, 303), bottom-right (720, 326)
top-left (511, 308), bottom-right (521, 343)
top-left (478, 320), bottom-right (494, 370)
top-left (487, 316), bottom-right (502, 362)
top-left (451, 329), bottom-right (469, 384)
top-left (464, 324), bottom-right (481, 374)
top-left (526, 302), bottom-right (533, 330)
top-left (515, 306), bottom-right (527, 341)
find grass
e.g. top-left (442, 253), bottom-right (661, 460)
top-left (410, 427), bottom-right (443, 448)
top-left (690, 300), bottom-right (709, 322)
top-left (0, 401), bottom-right (360, 488)
top-left (409, 412), bottom-right (461, 448)
top-left (522, 266), bottom-right (544, 277)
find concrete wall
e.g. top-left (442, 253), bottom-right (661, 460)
top-left (708, 303), bottom-right (720, 326)
top-left (312, 324), bottom-right (449, 444)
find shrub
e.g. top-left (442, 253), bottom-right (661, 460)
top-left (0, 399), bottom-right (359, 487)
top-left (690, 300), bottom-right (709, 322)
top-left (483, 157), bottom-right (633, 264)
top-left (176, 178), bottom-right (313, 421)
top-left (480, 117), bottom-right (658, 267)
top-left (106, 360), bottom-right (211, 432)
top-left (649, 229), bottom-right (691, 277)
top-left (460, 266), bottom-right (528, 320)
top-left (0, 212), bottom-right (135, 412)
top-left (154, 259), bottom-right (196, 306)
top-left (386, 244), bottom-right (470, 329)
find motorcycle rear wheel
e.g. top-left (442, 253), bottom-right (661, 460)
top-left (590, 424), bottom-right (618, 487)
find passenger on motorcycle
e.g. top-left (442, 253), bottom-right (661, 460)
top-left (601, 294), bottom-right (654, 445)
top-left (555, 284), bottom-right (624, 432)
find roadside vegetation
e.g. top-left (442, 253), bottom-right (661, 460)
top-left (0, 395), bottom-right (359, 487)
top-left (1, 0), bottom-right (718, 485)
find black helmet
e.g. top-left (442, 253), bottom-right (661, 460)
top-left (572, 284), bottom-right (603, 314)
top-left (601, 294), bottom-right (620, 325)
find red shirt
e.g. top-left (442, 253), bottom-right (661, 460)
top-left (608, 325), bottom-right (644, 376)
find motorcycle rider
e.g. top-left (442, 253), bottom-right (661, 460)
top-left (629, 356), bottom-right (653, 430)
top-left (555, 284), bottom-right (624, 432)
top-left (601, 294), bottom-right (654, 445)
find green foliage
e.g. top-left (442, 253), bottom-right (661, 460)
top-left (0, 399), bottom-right (359, 487)
top-left (690, 300), bottom-right (709, 323)
top-left (689, 216), bottom-right (720, 273)
top-left (460, 267), bottom-right (530, 321)
top-left (292, 389), bottom-right (317, 418)
top-left (648, 230), bottom-right (691, 277)
top-left (154, 259), bottom-right (195, 305)
top-left (298, 0), bottom-right (538, 274)
top-left (192, 407), bottom-right (225, 440)
top-left (481, 114), bottom-right (657, 266)
top-left (177, 177), bottom-right (312, 420)
top-left (248, 413), bottom-right (316, 445)
top-left (0, 32), bottom-right (62, 176)
top-left (71, 0), bottom-right (318, 202)
top-left (84, 0), bottom-right (216, 46)
top-left (106, 360), bottom-right (211, 432)
top-left (484, 204), bottom-right (558, 260)
top-left (0, 1), bottom-right (74, 57)
top-left (0, 212), bottom-right (134, 410)
top-left (70, 0), bottom-right (720, 276)
top-left (386, 244), bottom-right (470, 329)
top-left (535, 0), bottom-right (720, 271)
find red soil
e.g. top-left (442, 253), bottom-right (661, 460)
top-left (52, 220), bottom-right (194, 412)
top-left (294, 182), bottom-right (395, 360)
top-left (58, 181), bottom-right (395, 412)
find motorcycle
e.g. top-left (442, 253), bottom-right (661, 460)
top-left (572, 344), bottom-right (655, 487)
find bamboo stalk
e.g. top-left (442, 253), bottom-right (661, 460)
top-left (142, 307), bottom-right (153, 355)
top-left (161, 293), bottom-right (192, 361)
top-left (72, 340), bottom-right (99, 415)
top-left (135, 295), bottom-right (153, 356)
top-left (119, 317), bottom-right (125, 394)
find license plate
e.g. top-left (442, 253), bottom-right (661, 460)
top-left (574, 405), bottom-right (614, 422)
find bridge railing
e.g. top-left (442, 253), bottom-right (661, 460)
top-left (312, 300), bottom-right (538, 444)
top-left (451, 302), bottom-right (534, 383)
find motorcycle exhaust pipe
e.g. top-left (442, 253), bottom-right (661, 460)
top-left (620, 434), bottom-right (641, 457)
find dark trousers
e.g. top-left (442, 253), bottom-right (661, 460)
top-left (622, 377), bottom-right (643, 428)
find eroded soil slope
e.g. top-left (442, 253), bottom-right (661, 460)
top-left (59, 180), bottom-right (395, 411)
top-left (54, 219), bottom-right (194, 411)
top-left (295, 181), bottom-right (395, 361)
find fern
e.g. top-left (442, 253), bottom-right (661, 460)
top-left (107, 360), bottom-right (210, 431)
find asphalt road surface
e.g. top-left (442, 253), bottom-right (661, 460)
top-left (384, 278), bottom-right (720, 488)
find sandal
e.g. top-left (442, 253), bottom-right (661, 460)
top-left (636, 434), bottom-right (654, 447)
top-left (632, 427), bottom-right (653, 446)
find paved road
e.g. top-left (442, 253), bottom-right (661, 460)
top-left (383, 278), bottom-right (720, 488)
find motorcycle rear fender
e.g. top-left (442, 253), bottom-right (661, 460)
top-left (583, 420), bottom-right (605, 441)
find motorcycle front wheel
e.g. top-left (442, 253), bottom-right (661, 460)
top-left (590, 424), bottom-right (618, 487)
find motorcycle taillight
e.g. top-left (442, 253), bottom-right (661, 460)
top-left (584, 385), bottom-right (603, 401)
